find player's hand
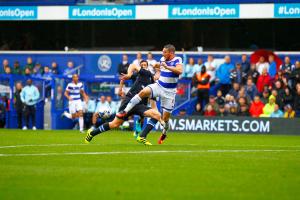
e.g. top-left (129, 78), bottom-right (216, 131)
top-left (120, 73), bottom-right (131, 81)
top-left (68, 97), bottom-right (73, 101)
top-left (161, 62), bottom-right (168, 69)
top-left (118, 89), bottom-right (124, 97)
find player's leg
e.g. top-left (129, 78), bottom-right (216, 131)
top-left (117, 85), bottom-right (155, 118)
top-left (62, 101), bottom-right (76, 119)
top-left (90, 112), bottom-right (98, 129)
top-left (85, 117), bottom-right (124, 143)
top-left (78, 110), bottom-right (84, 133)
top-left (139, 108), bottom-right (161, 139)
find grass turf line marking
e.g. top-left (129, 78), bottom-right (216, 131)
top-left (0, 149), bottom-right (300, 157)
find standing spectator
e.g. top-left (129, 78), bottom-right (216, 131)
top-left (43, 66), bottom-right (52, 79)
top-left (247, 64), bottom-right (260, 84)
top-left (147, 52), bottom-right (157, 75)
top-left (2, 59), bottom-right (10, 74)
top-left (230, 63), bottom-right (247, 85)
top-left (241, 54), bottom-right (250, 73)
top-left (106, 95), bottom-right (118, 114)
top-left (0, 98), bottom-right (5, 127)
top-left (43, 66), bottom-right (52, 97)
top-left (282, 87), bottom-right (294, 106)
top-left (280, 56), bottom-right (294, 78)
top-left (244, 78), bottom-right (258, 100)
top-left (132, 52), bottom-right (142, 67)
top-left (216, 55), bottom-right (234, 94)
top-left (25, 57), bottom-right (34, 72)
top-left (14, 82), bottom-right (23, 129)
top-left (256, 56), bottom-right (270, 74)
top-left (204, 104), bottom-right (217, 117)
top-left (4, 66), bottom-right (11, 74)
top-left (55, 86), bottom-right (64, 109)
top-left (118, 54), bottom-right (130, 75)
top-left (12, 61), bottom-right (22, 75)
top-left (270, 104), bottom-right (284, 118)
top-left (204, 55), bottom-right (217, 85)
top-left (32, 63), bottom-right (42, 77)
top-left (24, 67), bottom-right (31, 77)
top-left (268, 55), bottom-right (277, 79)
top-left (290, 61), bottom-right (300, 87)
top-left (283, 104), bottom-right (295, 118)
top-left (261, 90), bottom-right (270, 104)
top-left (183, 57), bottom-right (195, 78)
top-left (249, 95), bottom-right (265, 117)
top-left (228, 82), bottom-right (240, 99)
top-left (256, 68), bottom-right (272, 93)
top-left (20, 79), bottom-right (40, 130)
top-left (193, 58), bottom-right (203, 74)
top-left (63, 61), bottom-right (76, 76)
top-left (294, 84), bottom-right (300, 117)
top-left (193, 65), bottom-right (210, 109)
top-left (51, 62), bottom-right (59, 75)
top-left (260, 95), bottom-right (276, 117)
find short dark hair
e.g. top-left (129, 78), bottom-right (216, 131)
top-left (140, 60), bottom-right (148, 66)
top-left (164, 44), bottom-right (176, 53)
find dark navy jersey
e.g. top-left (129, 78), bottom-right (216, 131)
top-left (126, 68), bottom-right (154, 104)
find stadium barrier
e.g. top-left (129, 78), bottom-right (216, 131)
top-left (155, 116), bottom-right (300, 135)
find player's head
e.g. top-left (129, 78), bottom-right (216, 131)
top-left (72, 74), bottom-right (79, 83)
top-left (140, 60), bottom-right (148, 69)
top-left (162, 44), bottom-right (175, 61)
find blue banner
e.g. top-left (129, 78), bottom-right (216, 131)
top-left (0, 6), bottom-right (37, 20)
top-left (69, 6), bottom-right (136, 20)
top-left (274, 3), bottom-right (300, 18)
top-left (168, 4), bottom-right (239, 19)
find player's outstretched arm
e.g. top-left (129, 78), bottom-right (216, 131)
top-left (81, 90), bottom-right (89, 103)
top-left (64, 90), bottom-right (72, 101)
top-left (162, 62), bottom-right (183, 75)
top-left (120, 64), bottom-right (141, 81)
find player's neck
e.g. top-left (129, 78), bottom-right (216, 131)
top-left (167, 55), bottom-right (175, 61)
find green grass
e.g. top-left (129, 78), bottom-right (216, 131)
top-left (0, 129), bottom-right (300, 200)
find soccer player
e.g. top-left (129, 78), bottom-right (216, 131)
top-left (62, 74), bottom-right (89, 133)
top-left (85, 60), bottom-right (164, 145)
top-left (117, 44), bottom-right (183, 144)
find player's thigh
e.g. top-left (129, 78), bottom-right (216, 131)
top-left (146, 83), bottom-right (161, 99)
top-left (160, 94), bottom-right (176, 113)
top-left (143, 107), bottom-right (161, 120)
top-left (69, 101), bottom-right (77, 114)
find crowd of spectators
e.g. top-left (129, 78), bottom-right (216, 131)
top-left (184, 54), bottom-right (300, 118)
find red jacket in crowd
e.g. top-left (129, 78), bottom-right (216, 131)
top-left (204, 110), bottom-right (217, 117)
top-left (249, 101), bottom-right (265, 117)
top-left (256, 73), bottom-right (272, 93)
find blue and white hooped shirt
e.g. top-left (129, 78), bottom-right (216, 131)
top-left (66, 82), bottom-right (84, 101)
top-left (158, 56), bottom-right (183, 92)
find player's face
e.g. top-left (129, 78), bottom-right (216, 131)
top-left (72, 75), bottom-right (78, 83)
top-left (162, 48), bottom-right (172, 60)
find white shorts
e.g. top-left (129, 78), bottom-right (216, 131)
top-left (69, 100), bottom-right (83, 114)
top-left (147, 83), bottom-right (176, 113)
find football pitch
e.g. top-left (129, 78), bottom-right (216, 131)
top-left (0, 129), bottom-right (300, 200)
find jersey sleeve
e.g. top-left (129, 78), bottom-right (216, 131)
top-left (66, 83), bottom-right (70, 91)
top-left (79, 82), bottom-right (84, 91)
top-left (174, 57), bottom-right (183, 66)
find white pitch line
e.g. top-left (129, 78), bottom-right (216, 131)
top-left (0, 149), bottom-right (300, 157)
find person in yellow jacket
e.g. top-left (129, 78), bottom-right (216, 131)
top-left (284, 104), bottom-right (296, 118)
top-left (192, 65), bottom-right (211, 111)
top-left (260, 95), bottom-right (276, 117)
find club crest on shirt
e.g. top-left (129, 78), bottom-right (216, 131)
top-left (98, 55), bottom-right (112, 72)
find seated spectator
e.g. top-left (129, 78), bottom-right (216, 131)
top-left (178, 109), bottom-right (187, 117)
top-left (260, 95), bottom-right (276, 117)
top-left (106, 95), bottom-right (118, 114)
top-left (247, 64), bottom-right (260, 84)
top-left (237, 96), bottom-right (248, 109)
top-left (12, 61), bottom-right (22, 75)
top-left (25, 57), bottom-right (34, 72)
top-left (268, 55), bottom-right (277, 78)
top-left (280, 56), bottom-right (294, 78)
top-left (24, 67), bottom-right (31, 77)
top-left (183, 57), bottom-right (195, 78)
top-left (215, 90), bottom-right (225, 106)
top-left (215, 55), bottom-right (234, 94)
top-left (63, 61), bottom-right (77, 76)
top-left (241, 54), bottom-right (250, 73)
top-left (257, 67), bottom-right (272, 93)
top-left (204, 95), bottom-right (219, 113)
top-left (249, 95), bottom-right (265, 117)
top-left (95, 95), bottom-right (109, 112)
top-left (193, 58), bottom-right (203, 74)
top-left (204, 104), bottom-right (216, 117)
top-left (270, 104), bottom-right (284, 118)
top-left (4, 66), bottom-right (11, 74)
top-left (204, 55), bottom-right (217, 84)
top-left (228, 82), bottom-right (240, 99)
top-left (32, 63), bottom-right (42, 77)
top-left (230, 63), bottom-right (247, 85)
top-left (271, 89), bottom-right (284, 109)
top-left (228, 105), bottom-right (238, 117)
top-left (51, 62), bottom-right (59, 75)
top-left (2, 59), bottom-right (10, 74)
top-left (118, 54), bottom-right (130, 75)
top-left (237, 87), bottom-right (251, 104)
top-left (244, 78), bottom-right (258, 100)
top-left (282, 87), bottom-right (294, 106)
top-left (290, 61), bottom-right (300, 87)
top-left (193, 103), bottom-right (202, 115)
top-left (260, 90), bottom-right (270, 105)
top-left (218, 104), bottom-right (228, 117)
top-left (132, 52), bottom-right (142, 67)
top-left (238, 104), bottom-right (249, 116)
top-left (256, 56), bottom-right (269, 74)
top-left (294, 84), bottom-right (300, 117)
top-left (225, 94), bottom-right (237, 108)
top-left (283, 104), bottom-right (295, 118)
top-left (274, 80), bottom-right (285, 99)
top-left (147, 52), bottom-right (157, 75)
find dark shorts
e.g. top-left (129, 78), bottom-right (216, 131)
top-left (118, 96), bottom-right (151, 120)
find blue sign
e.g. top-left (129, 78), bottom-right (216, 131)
top-left (168, 4), bottom-right (239, 19)
top-left (274, 3), bottom-right (300, 18)
top-left (69, 6), bottom-right (136, 20)
top-left (0, 6), bottom-right (37, 20)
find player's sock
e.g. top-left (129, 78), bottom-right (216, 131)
top-left (63, 112), bottom-right (72, 119)
top-left (79, 117), bottom-right (84, 131)
top-left (140, 118), bottom-right (158, 138)
top-left (162, 120), bottom-right (170, 135)
top-left (124, 95), bottom-right (142, 113)
top-left (90, 122), bottom-right (110, 136)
